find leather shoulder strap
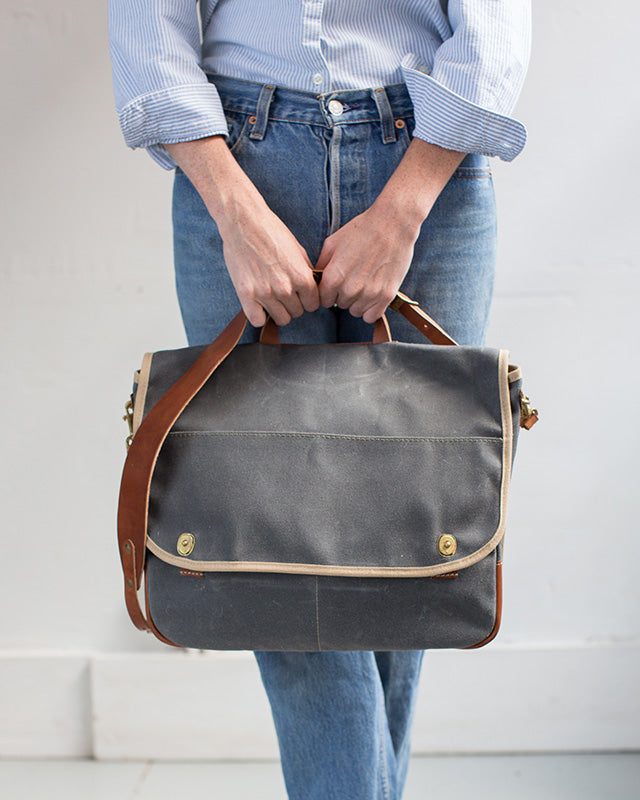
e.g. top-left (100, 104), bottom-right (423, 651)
top-left (389, 292), bottom-right (458, 346)
top-left (117, 311), bottom-right (247, 631)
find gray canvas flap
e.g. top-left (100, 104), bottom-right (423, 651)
top-left (140, 341), bottom-right (516, 577)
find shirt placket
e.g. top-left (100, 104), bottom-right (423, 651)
top-left (302, 0), bottom-right (331, 90)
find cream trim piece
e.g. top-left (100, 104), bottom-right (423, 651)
top-left (508, 364), bottom-right (522, 383)
top-left (497, 348), bottom-right (514, 555)
top-left (132, 353), bottom-right (153, 436)
top-left (145, 350), bottom-right (515, 578)
top-left (146, 536), bottom-right (502, 578)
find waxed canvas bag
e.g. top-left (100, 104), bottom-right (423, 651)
top-left (117, 292), bottom-right (537, 651)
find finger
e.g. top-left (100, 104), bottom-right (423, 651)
top-left (262, 298), bottom-right (292, 327)
top-left (259, 272), bottom-right (306, 320)
top-left (316, 247), bottom-right (341, 307)
top-left (346, 298), bottom-right (368, 319)
top-left (315, 239), bottom-right (333, 271)
top-left (350, 285), bottom-right (397, 323)
top-left (319, 284), bottom-right (339, 308)
top-left (241, 298), bottom-right (267, 328)
top-left (280, 291), bottom-right (305, 320)
top-left (297, 277), bottom-right (321, 312)
top-left (362, 300), bottom-right (392, 325)
top-left (347, 283), bottom-right (386, 318)
top-left (335, 285), bottom-right (360, 310)
top-left (291, 263), bottom-right (321, 312)
top-left (318, 266), bottom-right (343, 308)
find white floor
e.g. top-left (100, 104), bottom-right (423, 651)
top-left (1, 754), bottom-right (639, 799)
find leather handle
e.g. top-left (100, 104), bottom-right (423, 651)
top-left (259, 313), bottom-right (393, 345)
top-left (116, 292), bottom-right (456, 633)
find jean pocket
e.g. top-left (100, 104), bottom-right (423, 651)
top-left (452, 154), bottom-right (492, 179)
top-left (395, 115), bottom-right (414, 155)
top-left (451, 167), bottom-right (493, 179)
top-left (224, 109), bottom-right (253, 156)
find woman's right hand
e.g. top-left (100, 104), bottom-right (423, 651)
top-left (216, 190), bottom-right (320, 327)
top-left (165, 136), bottom-right (319, 327)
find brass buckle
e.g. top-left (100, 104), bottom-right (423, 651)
top-left (123, 397), bottom-right (134, 450)
top-left (519, 392), bottom-right (539, 430)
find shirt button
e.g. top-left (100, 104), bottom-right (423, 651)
top-left (312, 73), bottom-right (323, 85)
top-left (328, 99), bottom-right (344, 116)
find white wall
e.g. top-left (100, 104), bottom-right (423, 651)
top-left (1, 1), bottom-right (638, 758)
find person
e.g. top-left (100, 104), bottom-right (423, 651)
top-left (108, 2), bottom-right (531, 797)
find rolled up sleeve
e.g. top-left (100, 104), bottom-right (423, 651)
top-left (401, 1), bottom-right (531, 161)
top-left (108, 0), bottom-right (228, 169)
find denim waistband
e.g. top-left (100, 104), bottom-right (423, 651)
top-left (207, 74), bottom-right (415, 142)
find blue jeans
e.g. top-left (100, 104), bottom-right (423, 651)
top-left (173, 76), bottom-right (496, 800)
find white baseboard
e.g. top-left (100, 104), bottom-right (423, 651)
top-left (91, 650), bottom-right (278, 760)
top-left (1, 645), bottom-right (638, 759)
top-left (412, 644), bottom-right (640, 753)
top-left (0, 654), bottom-right (92, 758)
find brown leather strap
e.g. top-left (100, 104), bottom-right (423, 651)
top-left (259, 290), bottom-right (456, 347)
top-left (258, 317), bottom-right (280, 345)
top-left (389, 292), bottom-right (458, 346)
top-left (372, 314), bottom-right (392, 344)
top-left (117, 294), bottom-right (454, 632)
top-left (117, 311), bottom-right (247, 631)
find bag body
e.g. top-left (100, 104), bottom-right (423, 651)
top-left (118, 296), bottom-right (536, 651)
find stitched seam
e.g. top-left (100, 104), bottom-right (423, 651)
top-left (166, 431), bottom-right (502, 443)
top-left (228, 114), bottom-right (253, 156)
top-left (379, 707), bottom-right (392, 800)
top-left (329, 124), bottom-right (342, 233)
top-left (452, 168), bottom-right (492, 178)
top-left (363, 653), bottom-right (392, 800)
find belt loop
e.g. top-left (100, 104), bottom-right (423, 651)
top-left (249, 84), bottom-right (276, 140)
top-left (372, 87), bottom-right (397, 144)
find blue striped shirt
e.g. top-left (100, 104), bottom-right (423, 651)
top-left (108, 1), bottom-right (531, 169)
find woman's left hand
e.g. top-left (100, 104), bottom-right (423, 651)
top-left (317, 138), bottom-right (466, 323)
top-left (316, 203), bottom-right (419, 324)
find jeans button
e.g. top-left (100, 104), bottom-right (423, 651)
top-left (328, 99), bottom-right (344, 117)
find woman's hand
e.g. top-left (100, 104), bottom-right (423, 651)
top-left (318, 139), bottom-right (466, 322)
top-left (165, 136), bottom-right (319, 328)
top-left (216, 192), bottom-right (319, 327)
top-left (316, 203), bottom-right (419, 324)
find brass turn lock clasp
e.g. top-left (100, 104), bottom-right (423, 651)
top-left (437, 534), bottom-right (457, 557)
top-left (177, 533), bottom-right (196, 556)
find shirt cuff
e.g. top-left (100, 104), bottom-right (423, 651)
top-left (401, 54), bottom-right (527, 162)
top-left (118, 83), bottom-right (229, 170)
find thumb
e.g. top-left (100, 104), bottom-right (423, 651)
top-left (315, 237), bottom-right (334, 271)
top-left (316, 239), bottom-right (340, 307)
